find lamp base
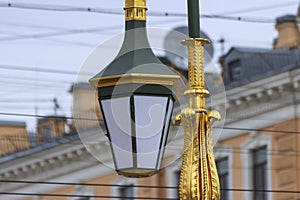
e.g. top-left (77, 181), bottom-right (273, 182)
top-left (117, 168), bottom-right (159, 178)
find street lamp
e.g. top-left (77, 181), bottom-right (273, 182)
top-left (89, 0), bottom-right (181, 178)
top-left (90, 0), bottom-right (221, 199)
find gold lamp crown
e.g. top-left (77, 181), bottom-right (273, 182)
top-left (124, 0), bottom-right (147, 21)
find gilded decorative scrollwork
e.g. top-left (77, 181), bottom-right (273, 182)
top-left (179, 38), bottom-right (221, 200)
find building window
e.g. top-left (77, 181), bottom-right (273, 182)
top-left (241, 134), bottom-right (272, 200)
top-left (42, 125), bottom-right (51, 142)
top-left (165, 159), bottom-right (182, 198)
top-left (29, 132), bottom-right (37, 148)
top-left (175, 169), bottom-right (181, 198)
top-left (216, 157), bottom-right (229, 200)
top-left (69, 186), bottom-right (93, 200)
top-left (112, 178), bottom-right (137, 200)
top-left (252, 146), bottom-right (267, 200)
top-left (119, 185), bottom-right (134, 200)
top-left (228, 59), bottom-right (241, 81)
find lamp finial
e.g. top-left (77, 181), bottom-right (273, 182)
top-left (124, 0), bottom-right (147, 21)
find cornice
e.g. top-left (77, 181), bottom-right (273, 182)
top-left (210, 67), bottom-right (300, 124)
top-left (0, 130), bottom-right (111, 192)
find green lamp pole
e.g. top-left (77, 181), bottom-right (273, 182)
top-left (187, 0), bottom-right (201, 38)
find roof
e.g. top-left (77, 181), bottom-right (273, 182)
top-left (0, 123), bottom-right (107, 164)
top-left (0, 120), bottom-right (26, 127)
top-left (276, 14), bottom-right (296, 24)
top-left (223, 47), bottom-right (300, 88)
top-left (0, 133), bottom-right (80, 164)
top-left (225, 46), bottom-right (294, 55)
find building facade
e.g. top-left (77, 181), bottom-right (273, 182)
top-left (0, 121), bottom-right (29, 157)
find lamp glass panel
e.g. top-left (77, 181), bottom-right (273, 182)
top-left (111, 144), bottom-right (134, 170)
top-left (134, 95), bottom-right (168, 169)
top-left (101, 97), bottom-right (133, 169)
top-left (157, 98), bottom-right (173, 169)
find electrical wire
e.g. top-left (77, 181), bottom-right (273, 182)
top-left (0, 192), bottom-right (178, 200)
top-left (0, 20), bottom-right (271, 47)
top-left (201, 14), bottom-right (274, 23)
top-left (0, 74), bottom-right (73, 85)
top-left (0, 179), bottom-right (176, 189)
top-left (1, 2), bottom-right (125, 15)
top-left (0, 17), bottom-right (184, 42)
top-left (1, 111), bottom-right (300, 136)
top-left (0, 112), bottom-right (90, 121)
top-left (0, 80), bottom-right (70, 90)
top-left (0, 179), bottom-right (300, 194)
top-left (1, 142), bottom-right (300, 161)
top-left (0, 23), bottom-right (117, 48)
top-left (0, 24), bottom-right (122, 42)
top-left (220, 126), bottom-right (300, 135)
top-left (0, 2), bottom-right (276, 23)
top-left (216, 1), bottom-right (299, 15)
top-left (0, 135), bottom-right (300, 157)
top-left (0, 64), bottom-right (85, 75)
top-left (0, 98), bottom-right (53, 103)
top-left (0, 180), bottom-right (299, 196)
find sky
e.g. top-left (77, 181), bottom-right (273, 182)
top-left (0, 0), bottom-right (299, 131)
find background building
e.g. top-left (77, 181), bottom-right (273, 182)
top-left (0, 121), bottom-right (29, 157)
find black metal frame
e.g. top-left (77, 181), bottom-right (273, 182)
top-left (155, 96), bottom-right (172, 170)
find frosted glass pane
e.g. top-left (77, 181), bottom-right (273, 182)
top-left (134, 96), bottom-right (168, 139)
top-left (137, 151), bottom-right (158, 169)
top-left (134, 96), bottom-right (168, 168)
top-left (101, 97), bottom-right (132, 153)
top-left (157, 98), bottom-right (173, 169)
top-left (111, 144), bottom-right (133, 169)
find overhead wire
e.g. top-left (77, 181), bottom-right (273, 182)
top-left (0, 17), bottom-right (185, 43)
top-left (0, 98), bottom-right (53, 103)
top-left (0, 24), bottom-right (123, 42)
top-left (0, 20), bottom-right (271, 47)
top-left (219, 126), bottom-right (300, 135)
top-left (0, 27), bottom-right (97, 47)
top-left (0, 2), bottom-right (277, 23)
top-left (1, 111), bottom-right (300, 135)
top-left (0, 179), bottom-right (300, 195)
top-left (0, 180), bottom-right (299, 195)
top-left (0, 64), bottom-right (85, 75)
top-left (0, 132), bottom-right (298, 153)
top-left (0, 192), bottom-right (178, 200)
top-left (0, 79), bottom-right (70, 89)
top-left (0, 74), bottom-right (74, 86)
top-left (0, 179), bottom-right (175, 189)
top-left (0, 136), bottom-right (300, 160)
top-left (0, 71), bottom-right (74, 81)
top-left (0, 62), bottom-right (297, 95)
top-left (216, 1), bottom-right (299, 15)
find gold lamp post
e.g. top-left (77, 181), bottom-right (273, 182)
top-left (175, 1), bottom-right (221, 199)
top-left (176, 37), bottom-right (221, 199)
top-left (90, 0), bottom-right (221, 199)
